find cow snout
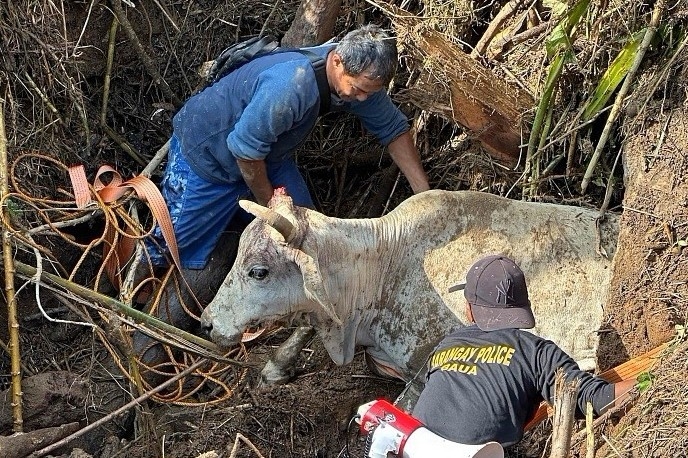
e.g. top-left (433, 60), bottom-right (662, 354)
top-left (200, 310), bottom-right (214, 336)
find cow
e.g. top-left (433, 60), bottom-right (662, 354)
top-left (200, 189), bottom-right (619, 385)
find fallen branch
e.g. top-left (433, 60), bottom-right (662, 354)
top-left (377, 1), bottom-right (533, 162)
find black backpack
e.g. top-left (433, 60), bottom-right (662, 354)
top-left (206, 36), bottom-right (331, 116)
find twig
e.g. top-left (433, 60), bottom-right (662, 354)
top-left (581, 0), bottom-right (668, 193)
top-left (22, 71), bottom-right (64, 126)
top-left (0, 93), bottom-right (24, 433)
top-left (28, 358), bottom-right (208, 458)
top-left (570, 394), bottom-right (637, 447)
top-left (228, 433), bottom-right (266, 458)
top-left (101, 124), bottom-right (147, 167)
top-left (636, 22), bottom-right (688, 117)
top-left (151, 0), bottom-right (180, 32)
top-left (27, 210), bottom-right (100, 236)
top-left (100, 13), bottom-right (147, 166)
top-left (472, 0), bottom-right (528, 57)
top-left (109, 0), bottom-right (181, 107)
top-left (141, 139), bottom-right (170, 177)
top-left (101, 15), bottom-right (117, 126)
top-left (488, 20), bottom-right (552, 60)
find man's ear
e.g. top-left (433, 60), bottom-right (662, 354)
top-left (465, 301), bottom-right (474, 323)
top-left (331, 52), bottom-right (343, 68)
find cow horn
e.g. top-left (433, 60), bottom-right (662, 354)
top-left (284, 246), bottom-right (342, 326)
top-left (239, 200), bottom-right (296, 242)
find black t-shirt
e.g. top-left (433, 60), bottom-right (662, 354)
top-left (411, 325), bottom-right (614, 447)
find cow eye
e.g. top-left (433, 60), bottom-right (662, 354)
top-left (248, 266), bottom-right (269, 280)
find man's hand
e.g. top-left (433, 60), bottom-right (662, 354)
top-left (236, 158), bottom-right (274, 206)
top-left (387, 131), bottom-right (430, 193)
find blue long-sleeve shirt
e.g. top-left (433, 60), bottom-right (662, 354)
top-left (412, 325), bottom-right (615, 447)
top-left (172, 43), bottom-right (410, 185)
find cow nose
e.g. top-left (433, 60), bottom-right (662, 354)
top-left (200, 312), bottom-right (213, 336)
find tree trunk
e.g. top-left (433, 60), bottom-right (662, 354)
top-left (388, 5), bottom-right (533, 164)
top-left (281, 0), bottom-right (343, 47)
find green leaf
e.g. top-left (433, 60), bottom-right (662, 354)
top-left (546, 0), bottom-right (591, 58)
top-left (582, 30), bottom-right (645, 122)
top-left (636, 372), bottom-right (655, 392)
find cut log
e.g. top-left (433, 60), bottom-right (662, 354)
top-left (386, 4), bottom-right (534, 164)
top-left (281, 0), bottom-right (343, 47)
top-left (0, 422), bottom-right (80, 458)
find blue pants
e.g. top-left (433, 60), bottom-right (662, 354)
top-left (146, 136), bottom-right (313, 269)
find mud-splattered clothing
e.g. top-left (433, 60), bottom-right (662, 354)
top-left (412, 325), bottom-right (615, 447)
top-left (149, 43), bottom-right (410, 268)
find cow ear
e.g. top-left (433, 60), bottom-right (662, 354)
top-left (282, 246), bottom-right (342, 326)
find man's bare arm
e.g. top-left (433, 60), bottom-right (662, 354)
top-left (387, 131), bottom-right (430, 193)
top-left (236, 158), bottom-right (274, 206)
top-left (612, 378), bottom-right (638, 407)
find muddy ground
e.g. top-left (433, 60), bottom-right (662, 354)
top-left (1, 1), bottom-right (687, 458)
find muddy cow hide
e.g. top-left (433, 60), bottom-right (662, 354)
top-left (201, 189), bottom-right (619, 383)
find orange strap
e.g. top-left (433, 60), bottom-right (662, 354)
top-left (68, 164), bottom-right (181, 285)
top-left (524, 342), bottom-right (668, 430)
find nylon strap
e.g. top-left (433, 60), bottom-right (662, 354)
top-left (69, 164), bottom-right (181, 287)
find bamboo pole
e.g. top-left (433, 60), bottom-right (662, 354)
top-left (1, 93), bottom-right (24, 432)
top-left (585, 402), bottom-right (595, 458)
top-left (11, 259), bottom-right (253, 366)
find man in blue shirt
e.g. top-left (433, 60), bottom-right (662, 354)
top-left (148, 24), bottom-right (430, 269)
top-left (412, 255), bottom-right (637, 447)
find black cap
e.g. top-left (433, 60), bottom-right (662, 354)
top-left (449, 255), bottom-right (535, 331)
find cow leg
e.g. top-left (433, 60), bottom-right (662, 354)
top-left (132, 229), bottom-right (242, 382)
top-left (259, 326), bottom-right (316, 386)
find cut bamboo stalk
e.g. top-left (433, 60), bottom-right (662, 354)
top-left (0, 97), bottom-right (24, 433)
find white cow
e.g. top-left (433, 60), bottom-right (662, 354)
top-left (200, 189), bottom-right (618, 380)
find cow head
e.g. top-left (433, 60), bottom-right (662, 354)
top-left (200, 191), bottom-right (342, 349)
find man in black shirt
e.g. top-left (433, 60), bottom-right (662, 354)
top-left (412, 255), bottom-right (636, 447)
